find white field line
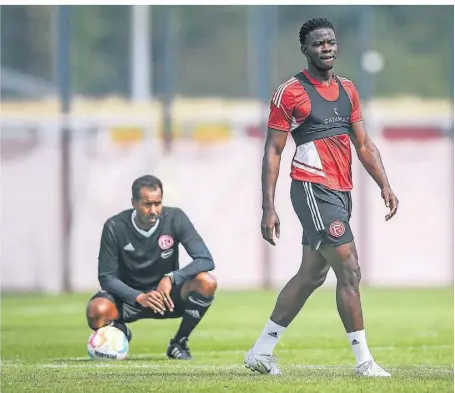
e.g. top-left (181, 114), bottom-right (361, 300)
top-left (17, 364), bottom-right (454, 376)
top-left (1, 344), bottom-right (452, 372)
top-left (1, 344), bottom-right (451, 365)
top-left (38, 344), bottom-right (452, 364)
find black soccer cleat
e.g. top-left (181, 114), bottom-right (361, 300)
top-left (166, 337), bottom-right (193, 360)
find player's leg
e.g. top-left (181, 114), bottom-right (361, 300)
top-left (245, 179), bottom-right (330, 375)
top-left (166, 272), bottom-right (217, 360)
top-left (269, 245), bottom-right (330, 326)
top-left (245, 245), bottom-right (330, 374)
top-left (309, 183), bottom-right (390, 377)
top-left (86, 291), bottom-right (133, 342)
top-left (318, 241), bottom-right (390, 377)
top-left (319, 241), bottom-right (363, 332)
top-left (250, 245), bottom-right (329, 350)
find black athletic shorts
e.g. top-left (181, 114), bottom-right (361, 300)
top-left (89, 284), bottom-right (187, 324)
top-left (290, 180), bottom-right (354, 249)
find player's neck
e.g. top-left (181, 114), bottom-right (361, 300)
top-left (306, 66), bottom-right (333, 85)
top-left (134, 215), bottom-right (156, 232)
top-left (135, 220), bottom-right (153, 231)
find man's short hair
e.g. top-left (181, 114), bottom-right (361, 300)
top-left (132, 175), bottom-right (163, 200)
top-left (299, 17), bottom-right (335, 46)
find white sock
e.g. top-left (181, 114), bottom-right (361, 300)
top-left (347, 329), bottom-right (373, 366)
top-left (251, 319), bottom-right (286, 356)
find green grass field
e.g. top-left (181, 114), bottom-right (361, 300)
top-left (1, 288), bottom-right (453, 392)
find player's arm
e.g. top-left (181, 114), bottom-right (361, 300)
top-left (262, 129), bottom-right (288, 211)
top-left (97, 221), bottom-right (142, 306)
top-left (350, 121), bottom-right (390, 189)
top-left (261, 83), bottom-right (293, 245)
top-left (261, 128), bottom-right (288, 244)
top-left (169, 209), bottom-right (215, 286)
top-left (349, 118), bottom-right (398, 220)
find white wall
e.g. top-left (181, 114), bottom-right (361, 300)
top-left (1, 128), bottom-right (453, 292)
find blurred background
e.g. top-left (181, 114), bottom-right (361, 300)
top-left (1, 5), bottom-right (453, 294)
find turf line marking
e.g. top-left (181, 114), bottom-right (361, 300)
top-left (121, 344), bottom-right (453, 359)
top-left (33, 363), bottom-right (454, 376)
top-left (55, 344), bottom-right (452, 363)
top-left (4, 362), bottom-right (453, 376)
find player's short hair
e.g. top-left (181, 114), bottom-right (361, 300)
top-left (299, 17), bottom-right (335, 46)
top-left (132, 175), bottom-right (163, 200)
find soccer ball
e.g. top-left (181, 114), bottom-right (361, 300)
top-left (87, 325), bottom-right (129, 360)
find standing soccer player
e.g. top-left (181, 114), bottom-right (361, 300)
top-left (244, 18), bottom-right (398, 376)
top-left (86, 175), bottom-right (217, 360)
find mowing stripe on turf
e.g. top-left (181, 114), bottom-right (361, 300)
top-left (49, 344), bottom-right (452, 363)
top-left (28, 364), bottom-right (453, 376)
top-left (3, 362), bottom-right (452, 377)
top-left (124, 344), bottom-right (454, 358)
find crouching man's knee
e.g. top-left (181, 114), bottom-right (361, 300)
top-left (181, 272), bottom-right (217, 300)
top-left (86, 297), bottom-right (119, 330)
top-left (193, 272), bottom-right (217, 297)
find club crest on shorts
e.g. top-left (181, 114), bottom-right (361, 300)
top-left (158, 235), bottom-right (174, 250)
top-left (329, 221), bottom-right (345, 238)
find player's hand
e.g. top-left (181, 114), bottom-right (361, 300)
top-left (261, 208), bottom-right (280, 246)
top-left (156, 276), bottom-right (174, 312)
top-left (381, 186), bottom-right (399, 221)
top-left (136, 291), bottom-right (166, 315)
